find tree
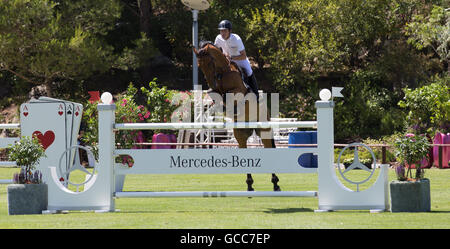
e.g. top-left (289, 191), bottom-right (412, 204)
top-left (0, 0), bottom-right (122, 96)
top-left (244, 1), bottom-right (396, 94)
top-left (0, 0), bottom-right (157, 97)
top-left (406, 5), bottom-right (449, 71)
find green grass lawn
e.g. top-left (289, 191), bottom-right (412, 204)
top-left (0, 167), bottom-right (449, 229)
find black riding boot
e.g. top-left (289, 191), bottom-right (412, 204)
top-left (246, 73), bottom-right (259, 101)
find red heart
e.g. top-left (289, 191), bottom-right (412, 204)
top-left (58, 111), bottom-right (63, 116)
top-left (75, 111), bottom-right (79, 116)
top-left (23, 112), bottom-right (28, 117)
top-left (32, 131), bottom-right (55, 150)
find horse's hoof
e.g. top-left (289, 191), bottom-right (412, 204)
top-left (273, 186), bottom-right (281, 191)
top-left (247, 187), bottom-right (254, 198)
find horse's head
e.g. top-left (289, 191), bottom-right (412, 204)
top-left (194, 42), bottom-right (229, 90)
top-left (194, 42), bottom-right (214, 69)
top-left (193, 42), bottom-right (217, 89)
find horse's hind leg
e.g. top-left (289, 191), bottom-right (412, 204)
top-left (259, 128), bottom-right (282, 191)
top-left (234, 128), bottom-right (254, 191)
top-left (246, 174), bottom-right (254, 191)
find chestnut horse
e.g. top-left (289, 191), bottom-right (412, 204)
top-left (193, 42), bottom-right (281, 191)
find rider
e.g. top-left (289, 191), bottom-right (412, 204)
top-left (214, 20), bottom-right (259, 100)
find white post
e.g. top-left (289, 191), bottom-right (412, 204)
top-left (192, 9), bottom-right (199, 89)
top-left (97, 103), bottom-right (116, 211)
top-left (315, 100), bottom-right (336, 210)
top-left (315, 96), bottom-right (389, 212)
top-left (193, 85), bottom-right (204, 147)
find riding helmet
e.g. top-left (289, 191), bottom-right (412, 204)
top-left (218, 20), bottom-right (232, 30)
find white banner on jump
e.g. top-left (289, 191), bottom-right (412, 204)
top-left (114, 148), bottom-right (318, 175)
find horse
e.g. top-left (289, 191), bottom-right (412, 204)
top-left (193, 42), bottom-right (281, 192)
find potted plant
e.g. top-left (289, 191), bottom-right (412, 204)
top-left (390, 134), bottom-right (431, 212)
top-left (7, 136), bottom-right (47, 215)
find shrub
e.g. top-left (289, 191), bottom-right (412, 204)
top-left (335, 70), bottom-right (406, 141)
top-left (81, 83), bottom-right (152, 159)
top-left (393, 134), bottom-right (430, 180)
top-left (140, 78), bottom-right (183, 134)
top-left (8, 136), bottom-right (46, 184)
top-left (398, 75), bottom-right (450, 135)
top-left (81, 79), bottom-right (183, 161)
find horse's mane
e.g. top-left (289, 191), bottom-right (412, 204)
top-left (199, 40), bottom-right (215, 49)
top-left (198, 41), bottom-right (221, 56)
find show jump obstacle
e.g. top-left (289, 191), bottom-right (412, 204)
top-left (0, 89), bottom-right (390, 213)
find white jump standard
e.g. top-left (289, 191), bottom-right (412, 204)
top-left (42, 89), bottom-right (389, 213)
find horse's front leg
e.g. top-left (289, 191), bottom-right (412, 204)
top-left (271, 174), bottom-right (281, 191)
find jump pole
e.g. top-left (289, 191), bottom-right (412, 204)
top-left (115, 191), bottom-right (318, 198)
top-left (114, 121), bottom-right (317, 130)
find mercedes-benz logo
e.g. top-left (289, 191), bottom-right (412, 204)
top-left (337, 143), bottom-right (377, 192)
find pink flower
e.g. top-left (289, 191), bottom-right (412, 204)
top-left (138, 105), bottom-right (144, 110)
top-left (121, 99), bottom-right (127, 107)
top-left (144, 111), bottom-right (150, 119)
top-left (165, 98), bottom-right (170, 103)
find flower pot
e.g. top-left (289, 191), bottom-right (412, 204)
top-left (7, 184), bottom-right (48, 215)
top-left (389, 179), bottom-right (430, 212)
top-left (151, 133), bottom-right (172, 149)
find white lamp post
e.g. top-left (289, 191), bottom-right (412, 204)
top-left (180, 0), bottom-right (210, 90)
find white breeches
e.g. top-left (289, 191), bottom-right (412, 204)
top-left (233, 59), bottom-right (253, 77)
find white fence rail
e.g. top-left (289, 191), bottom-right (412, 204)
top-left (0, 123), bottom-right (20, 184)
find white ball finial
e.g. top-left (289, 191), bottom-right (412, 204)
top-left (319, 89), bottom-right (332, 101)
top-left (101, 92), bottom-right (113, 104)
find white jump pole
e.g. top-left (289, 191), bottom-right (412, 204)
top-left (0, 179), bottom-right (13, 184)
top-left (114, 121), bottom-right (317, 130)
top-left (0, 124), bottom-right (20, 129)
top-left (115, 191), bottom-right (318, 198)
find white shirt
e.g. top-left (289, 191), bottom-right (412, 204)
top-left (214, 33), bottom-right (245, 57)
